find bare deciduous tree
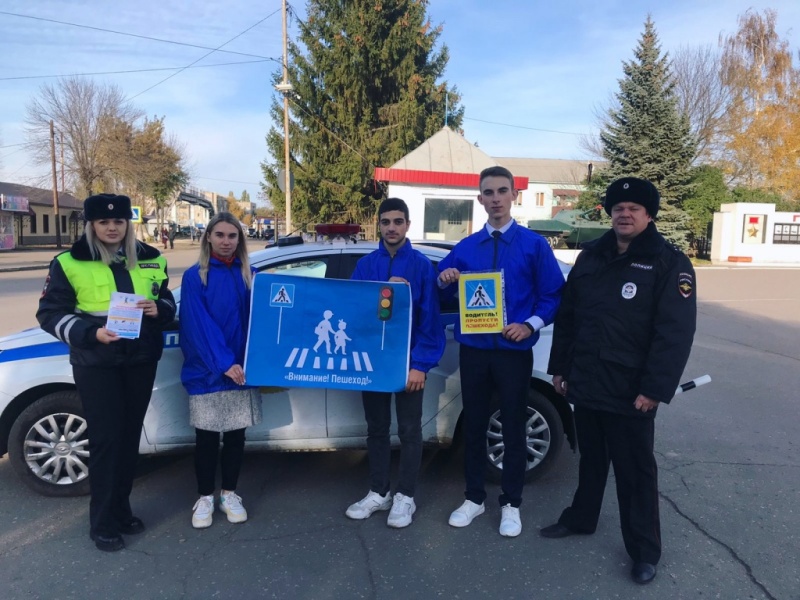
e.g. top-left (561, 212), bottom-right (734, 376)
top-left (672, 44), bottom-right (730, 162)
top-left (24, 77), bottom-right (143, 196)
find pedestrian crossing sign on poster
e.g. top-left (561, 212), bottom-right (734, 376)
top-left (244, 274), bottom-right (412, 392)
top-left (458, 271), bottom-right (506, 334)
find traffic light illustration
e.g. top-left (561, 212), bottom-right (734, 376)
top-left (378, 286), bottom-right (393, 321)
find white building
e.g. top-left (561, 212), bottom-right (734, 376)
top-left (374, 127), bottom-right (597, 241)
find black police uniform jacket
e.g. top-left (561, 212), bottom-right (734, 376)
top-left (548, 222), bottom-right (696, 418)
top-left (37, 236), bottom-right (176, 368)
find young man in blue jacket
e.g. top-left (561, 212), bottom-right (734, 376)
top-left (438, 166), bottom-right (564, 537)
top-left (345, 197), bottom-right (445, 528)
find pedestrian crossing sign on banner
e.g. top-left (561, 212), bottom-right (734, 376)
top-left (244, 274), bottom-right (412, 392)
top-left (131, 206), bottom-right (142, 223)
top-left (458, 271), bottom-right (506, 334)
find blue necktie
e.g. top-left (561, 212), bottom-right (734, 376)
top-left (492, 230), bottom-right (502, 269)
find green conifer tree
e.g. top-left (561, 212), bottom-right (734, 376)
top-left (261, 0), bottom-right (463, 230)
top-left (599, 17), bottom-right (697, 249)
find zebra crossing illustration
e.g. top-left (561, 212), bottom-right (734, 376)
top-left (284, 347), bottom-right (374, 372)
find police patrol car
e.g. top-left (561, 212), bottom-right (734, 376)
top-left (0, 228), bottom-right (573, 496)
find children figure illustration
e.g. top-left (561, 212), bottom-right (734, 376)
top-left (313, 310), bottom-right (335, 354)
top-left (333, 319), bottom-right (352, 354)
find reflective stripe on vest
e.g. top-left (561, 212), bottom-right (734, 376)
top-left (57, 252), bottom-right (167, 314)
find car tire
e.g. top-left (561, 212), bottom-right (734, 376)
top-left (8, 391), bottom-right (91, 497)
top-left (485, 388), bottom-right (564, 484)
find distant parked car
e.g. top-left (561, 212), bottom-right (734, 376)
top-left (0, 239), bottom-right (574, 497)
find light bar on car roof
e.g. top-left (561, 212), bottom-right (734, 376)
top-left (315, 223), bottom-right (361, 236)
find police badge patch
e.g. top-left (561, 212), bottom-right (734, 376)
top-left (621, 282), bottom-right (637, 299)
top-left (678, 272), bottom-right (693, 298)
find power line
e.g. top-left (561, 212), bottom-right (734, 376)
top-left (0, 143), bottom-right (26, 149)
top-left (127, 9), bottom-right (281, 101)
top-left (464, 116), bottom-right (586, 136)
top-left (0, 10), bottom-right (274, 61)
top-left (0, 59), bottom-right (275, 82)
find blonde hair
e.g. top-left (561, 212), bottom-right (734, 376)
top-left (84, 219), bottom-right (139, 269)
top-left (197, 212), bottom-right (252, 288)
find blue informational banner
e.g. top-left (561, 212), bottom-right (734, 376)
top-left (244, 274), bottom-right (412, 392)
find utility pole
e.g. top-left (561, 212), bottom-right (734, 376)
top-left (49, 120), bottom-right (62, 248)
top-left (277, 0), bottom-right (293, 237)
top-left (59, 131), bottom-right (65, 192)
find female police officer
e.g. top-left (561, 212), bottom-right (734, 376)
top-left (37, 193), bottom-right (176, 552)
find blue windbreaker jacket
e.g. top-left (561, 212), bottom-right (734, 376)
top-left (438, 221), bottom-right (564, 350)
top-left (179, 257), bottom-right (255, 395)
top-left (351, 239), bottom-right (445, 373)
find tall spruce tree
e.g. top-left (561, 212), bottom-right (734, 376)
top-left (261, 0), bottom-right (463, 230)
top-left (600, 17), bottom-right (696, 249)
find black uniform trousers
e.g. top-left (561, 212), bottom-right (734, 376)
top-left (361, 388), bottom-right (424, 498)
top-left (558, 405), bottom-right (661, 564)
top-left (73, 362), bottom-right (157, 538)
top-left (459, 344), bottom-right (532, 508)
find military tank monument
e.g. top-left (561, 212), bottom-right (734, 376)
top-left (527, 205), bottom-right (610, 249)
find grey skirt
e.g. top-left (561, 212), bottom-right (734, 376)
top-left (189, 388), bottom-right (263, 432)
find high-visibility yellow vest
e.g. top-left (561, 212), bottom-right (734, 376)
top-left (57, 252), bottom-right (168, 314)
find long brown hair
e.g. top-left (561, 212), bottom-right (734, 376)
top-left (197, 212), bottom-right (252, 288)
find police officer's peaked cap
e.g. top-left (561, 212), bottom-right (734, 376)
top-left (603, 177), bottom-right (660, 218)
top-left (83, 193), bottom-right (133, 221)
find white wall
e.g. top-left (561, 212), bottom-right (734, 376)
top-left (711, 203), bottom-right (800, 264)
top-left (387, 183), bottom-right (485, 239)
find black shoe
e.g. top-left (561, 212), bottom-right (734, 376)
top-left (90, 532), bottom-right (125, 552)
top-left (119, 517), bottom-right (145, 535)
top-left (631, 562), bottom-right (657, 584)
top-left (539, 523), bottom-right (576, 538)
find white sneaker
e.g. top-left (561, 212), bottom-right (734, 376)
top-left (192, 495), bottom-right (214, 529)
top-left (219, 491), bottom-right (248, 523)
top-left (346, 491), bottom-right (392, 520)
top-left (499, 504), bottom-right (522, 537)
top-left (387, 493), bottom-right (416, 528)
top-left (448, 500), bottom-right (485, 527)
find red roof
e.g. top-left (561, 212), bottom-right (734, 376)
top-left (374, 167), bottom-right (529, 190)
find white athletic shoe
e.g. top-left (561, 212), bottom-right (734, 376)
top-left (192, 495), bottom-right (214, 529)
top-left (448, 500), bottom-right (485, 527)
top-left (219, 491), bottom-right (248, 523)
top-left (386, 493), bottom-right (416, 528)
top-left (499, 504), bottom-right (522, 537)
top-left (346, 491), bottom-right (392, 520)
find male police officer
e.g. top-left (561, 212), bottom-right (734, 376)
top-left (541, 177), bottom-right (697, 584)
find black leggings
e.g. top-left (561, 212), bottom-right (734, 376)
top-left (194, 428), bottom-right (246, 496)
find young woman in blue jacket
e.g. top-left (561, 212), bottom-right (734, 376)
top-left (179, 212), bottom-right (261, 529)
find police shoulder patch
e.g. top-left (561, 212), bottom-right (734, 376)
top-left (678, 272), bottom-right (693, 298)
top-left (138, 262), bottom-right (160, 269)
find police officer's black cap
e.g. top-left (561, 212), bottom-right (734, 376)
top-left (604, 177), bottom-right (660, 218)
top-left (83, 194), bottom-right (132, 221)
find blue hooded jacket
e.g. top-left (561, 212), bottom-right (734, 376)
top-left (438, 221), bottom-right (564, 350)
top-left (351, 239), bottom-right (445, 373)
top-left (179, 257), bottom-right (255, 395)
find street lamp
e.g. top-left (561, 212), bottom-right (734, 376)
top-left (277, 0), bottom-right (293, 236)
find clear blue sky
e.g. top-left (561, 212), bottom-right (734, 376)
top-left (1, 1), bottom-right (798, 206)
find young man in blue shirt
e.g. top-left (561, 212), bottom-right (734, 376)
top-left (438, 166), bottom-right (564, 537)
top-left (346, 198), bottom-right (445, 528)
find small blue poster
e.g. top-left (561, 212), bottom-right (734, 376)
top-left (244, 274), bottom-right (412, 392)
